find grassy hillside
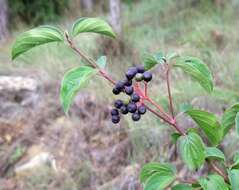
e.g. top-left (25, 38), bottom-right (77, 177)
top-left (1, 0), bottom-right (239, 189)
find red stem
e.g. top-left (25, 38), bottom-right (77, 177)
top-left (176, 177), bottom-right (197, 184)
top-left (99, 70), bottom-right (115, 85)
top-left (65, 32), bottom-right (116, 85)
top-left (166, 64), bottom-right (175, 118)
top-left (144, 82), bottom-right (148, 96)
top-left (145, 97), bottom-right (172, 120)
top-left (144, 104), bottom-right (185, 135)
top-left (65, 32), bottom-right (185, 135)
top-left (210, 161), bottom-right (228, 182)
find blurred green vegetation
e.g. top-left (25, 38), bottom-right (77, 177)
top-left (8, 0), bottom-right (69, 27)
top-left (2, 1), bottom-right (239, 188)
top-left (4, 0), bottom-right (239, 112)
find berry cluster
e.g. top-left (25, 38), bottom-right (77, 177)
top-left (110, 65), bottom-right (152, 124)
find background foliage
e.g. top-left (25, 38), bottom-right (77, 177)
top-left (8, 0), bottom-right (69, 27)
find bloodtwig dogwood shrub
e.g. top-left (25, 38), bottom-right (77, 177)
top-left (11, 17), bottom-right (239, 190)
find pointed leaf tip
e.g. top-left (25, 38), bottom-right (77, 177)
top-left (12, 25), bottom-right (64, 60)
top-left (71, 17), bottom-right (116, 38)
top-left (60, 66), bottom-right (97, 113)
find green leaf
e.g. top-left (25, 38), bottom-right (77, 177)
top-left (60, 66), bottom-right (97, 113)
top-left (143, 52), bottom-right (165, 70)
top-left (235, 112), bottom-right (239, 135)
top-left (140, 162), bottom-right (175, 183)
top-left (140, 162), bottom-right (176, 190)
top-left (222, 103), bottom-right (239, 136)
top-left (199, 174), bottom-right (229, 190)
top-left (205, 147), bottom-right (225, 161)
top-left (172, 184), bottom-right (192, 190)
top-left (228, 169), bottom-right (239, 190)
top-left (186, 109), bottom-right (223, 146)
top-left (171, 133), bottom-right (181, 144)
top-left (96, 56), bottom-right (107, 69)
top-left (231, 153), bottom-right (239, 169)
top-left (71, 17), bottom-right (116, 38)
top-left (144, 174), bottom-right (175, 190)
top-left (12, 25), bottom-right (64, 60)
top-left (173, 56), bottom-right (213, 93)
top-left (178, 132), bottom-right (205, 170)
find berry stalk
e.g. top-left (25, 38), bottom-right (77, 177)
top-left (209, 161), bottom-right (228, 182)
top-left (144, 104), bottom-right (185, 135)
top-left (166, 63), bottom-right (175, 118)
top-left (145, 97), bottom-right (172, 120)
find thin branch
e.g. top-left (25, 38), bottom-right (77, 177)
top-left (176, 177), bottom-right (197, 184)
top-left (65, 32), bottom-right (115, 85)
top-left (145, 97), bottom-right (172, 120)
top-left (65, 32), bottom-right (186, 135)
top-left (166, 64), bottom-right (174, 118)
top-left (210, 161), bottom-right (228, 182)
top-left (144, 104), bottom-right (185, 135)
top-left (144, 82), bottom-right (148, 97)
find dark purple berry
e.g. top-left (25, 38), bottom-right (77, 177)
top-left (125, 86), bottom-right (134, 95)
top-left (127, 102), bottom-right (137, 113)
top-left (123, 79), bottom-right (132, 86)
top-left (112, 87), bottom-right (120, 95)
top-left (112, 115), bottom-right (120, 124)
top-left (111, 109), bottom-right (119, 116)
top-left (132, 112), bottom-right (141, 121)
top-left (143, 71), bottom-right (152, 82)
top-left (136, 65), bottom-right (145, 73)
top-left (135, 73), bottom-right (143, 82)
top-left (114, 99), bottom-right (123, 109)
top-left (115, 81), bottom-right (125, 91)
top-left (126, 67), bottom-right (138, 80)
top-left (120, 105), bottom-right (128, 114)
top-left (138, 105), bottom-right (147, 114)
top-left (131, 93), bottom-right (140, 102)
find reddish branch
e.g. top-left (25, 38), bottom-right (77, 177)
top-left (166, 64), bottom-right (175, 118)
top-left (65, 32), bottom-right (186, 135)
top-left (210, 161), bottom-right (228, 182)
top-left (65, 32), bottom-right (115, 85)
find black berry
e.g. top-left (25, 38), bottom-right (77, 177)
top-left (127, 102), bottom-right (137, 113)
top-left (125, 86), bottom-right (134, 95)
top-left (123, 79), bottom-right (132, 86)
top-left (115, 81), bottom-right (125, 91)
top-left (131, 93), bottom-right (140, 102)
top-left (111, 109), bottom-right (119, 116)
top-left (120, 105), bottom-right (128, 114)
top-left (136, 65), bottom-right (145, 73)
top-left (132, 112), bottom-right (141, 121)
top-left (114, 99), bottom-right (123, 109)
top-left (135, 73), bottom-right (143, 82)
top-left (126, 67), bottom-right (138, 80)
top-left (112, 115), bottom-right (120, 124)
top-left (143, 71), bottom-right (152, 82)
top-left (138, 105), bottom-right (147, 114)
top-left (112, 87), bottom-right (120, 95)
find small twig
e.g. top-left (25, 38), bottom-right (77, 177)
top-left (210, 161), bottom-right (228, 182)
top-left (65, 32), bottom-right (115, 85)
top-left (145, 97), bottom-right (172, 120)
top-left (176, 177), bottom-right (197, 184)
top-left (144, 82), bottom-right (148, 97)
top-left (65, 32), bottom-right (186, 135)
top-left (166, 63), bottom-right (174, 118)
top-left (144, 104), bottom-right (185, 135)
